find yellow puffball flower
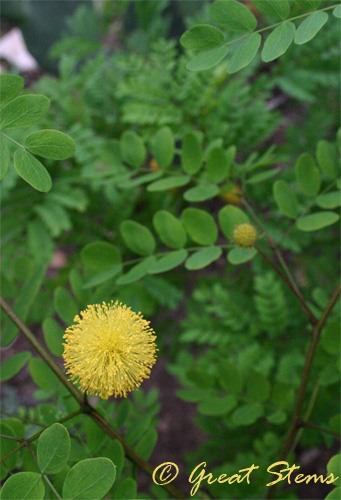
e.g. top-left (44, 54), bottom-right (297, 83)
top-left (63, 301), bottom-right (157, 399)
top-left (233, 223), bottom-right (258, 248)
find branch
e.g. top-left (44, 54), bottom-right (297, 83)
top-left (267, 283), bottom-right (341, 499)
top-left (220, 3), bottom-right (338, 50)
top-left (242, 198), bottom-right (317, 325)
top-left (0, 295), bottom-right (187, 500)
top-left (0, 295), bottom-right (82, 405)
top-left (0, 409), bottom-right (83, 464)
top-left (297, 420), bottom-right (341, 440)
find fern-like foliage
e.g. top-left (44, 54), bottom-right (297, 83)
top-left (254, 271), bottom-right (289, 336)
top-left (180, 281), bottom-right (252, 346)
top-left (37, 33), bottom-right (279, 152)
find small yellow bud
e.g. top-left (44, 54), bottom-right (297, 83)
top-left (220, 183), bottom-right (243, 206)
top-left (233, 223), bottom-right (258, 248)
top-left (149, 158), bottom-right (161, 171)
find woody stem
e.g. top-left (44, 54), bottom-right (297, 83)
top-left (0, 295), bottom-right (187, 500)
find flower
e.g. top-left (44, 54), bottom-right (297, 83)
top-left (233, 223), bottom-right (258, 248)
top-left (63, 301), bottom-right (157, 399)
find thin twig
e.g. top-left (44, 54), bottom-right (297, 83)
top-left (297, 420), bottom-right (341, 440)
top-left (26, 441), bottom-right (62, 500)
top-left (255, 246), bottom-right (317, 325)
top-left (242, 198), bottom-right (317, 325)
top-left (0, 434), bottom-right (22, 442)
top-left (292, 381), bottom-right (320, 450)
top-left (0, 409), bottom-right (83, 464)
top-left (267, 283), bottom-right (341, 499)
top-left (0, 295), bottom-right (82, 404)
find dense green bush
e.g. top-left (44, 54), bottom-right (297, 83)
top-left (1, 1), bottom-right (340, 500)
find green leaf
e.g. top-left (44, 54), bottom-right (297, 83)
top-left (252, 0), bottom-right (290, 21)
top-left (148, 250), bottom-right (188, 274)
top-left (294, 11), bottom-right (328, 45)
top-left (83, 266), bottom-right (122, 289)
top-left (116, 256), bottom-right (156, 285)
top-left (54, 287), bottom-right (78, 326)
top-left (81, 241), bottom-right (121, 272)
top-left (0, 352), bottom-right (31, 382)
top-left (187, 46), bottom-right (228, 72)
top-left (62, 458), bottom-right (116, 500)
top-left (316, 140), bottom-right (338, 179)
top-left (321, 319), bottom-right (340, 356)
top-left (316, 192), bottom-right (341, 210)
top-left (102, 440), bottom-right (124, 482)
top-left (218, 362), bottom-right (243, 394)
top-left (327, 454), bottom-right (341, 487)
top-left (267, 410), bottom-right (287, 425)
top-left (147, 175), bottom-right (190, 192)
top-left (24, 130), bottom-right (75, 160)
top-left (119, 131), bottom-right (146, 168)
top-left (176, 388), bottom-right (213, 402)
top-left (218, 205), bottom-right (249, 239)
top-left (85, 420), bottom-right (106, 454)
top-left (305, 0), bottom-right (321, 9)
top-left (0, 74), bottom-right (24, 106)
top-left (135, 429), bottom-right (157, 460)
top-left (333, 5), bottom-right (341, 18)
top-left (152, 127), bottom-right (174, 169)
top-left (325, 488), bottom-right (341, 500)
top-left (29, 358), bottom-right (60, 392)
top-left (319, 364), bottom-right (340, 386)
top-left (246, 371), bottom-right (271, 402)
top-left (185, 246), bottom-right (222, 270)
top-left (114, 478), bottom-right (137, 500)
top-left (226, 33), bottom-right (261, 74)
top-left (118, 171), bottom-right (162, 189)
top-left (211, 0), bottom-right (257, 32)
top-left (198, 395), bottom-right (237, 416)
top-left (247, 168), bottom-right (280, 184)
top-left (180, 24), bottom-right (225, 51)
top-left (120, 220), bottom-right (156, 256)
top-left (273, 180), bottom-right (298, 218)
top-left (184, 184), bottom-right (219, 202)
top-left (181, 132), bottom-right (203, 174)
top-left (261, 22), bottom-right (296, 63)
top-left (153, 210), bottom-right (187, 249)
top-left (227, 247), bottom-right (257, 265)
top-left (0, 136), bottom-right (10, 180)
top-left (295, 153), bottom-right (321, 196)
top-left (1, 262), bottom-right (47, 347)
top-left (337, 128), bottom-right (341, 153)
top-left (296, 212), bottom-right (339, 231)
top-left (37, 424), bottom-right (70, 474)
top-left (0, 472), bottom-right (45, 500)
top-left (1, 422), bottom-right (18, 475)
top-left (0, 95), bottom-right (50, 130)
top-left (232, 402), bottom-right (264, 425)
top-left (27, 220), bottom-right (53, 263)
top-left (206, 146), bottom-right (230, 183)
top-left (14, 149), bottom-right (52, 193)
top-left (43, 318), bottom-right (64, 357)
top-left (181, 208), bottom-right (218, 245)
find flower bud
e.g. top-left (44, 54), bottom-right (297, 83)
top-left (233, 223), bottom-right (257, 248)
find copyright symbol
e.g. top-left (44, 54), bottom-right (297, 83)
top-left (152, 462), bottom-right (179, 485)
